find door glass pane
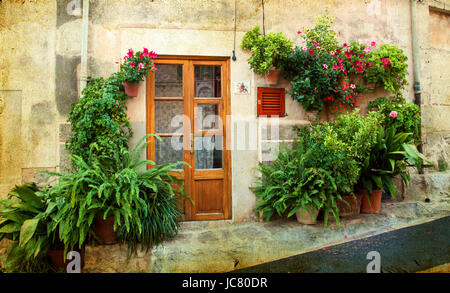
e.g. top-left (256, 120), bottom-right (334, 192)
top-left (155, 100), bottom-right (183, 133)
top-left (195, 136), bottom-right (222, 169)
top-left (155, 64), bottom-right (183, 98)
top-left (194, 65), bottom-right (221, 98)
top-left (198, 104), bottom-right (219, 131)
top-left (155, 136), bottom-right (184, 169)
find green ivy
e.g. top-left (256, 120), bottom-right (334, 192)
top-left (66, 72), bottom-right (132, 163)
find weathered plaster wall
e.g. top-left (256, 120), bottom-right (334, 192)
top-left (0, 0), bottom-right (448, 220)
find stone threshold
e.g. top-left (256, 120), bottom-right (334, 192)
top-left (80, 200), bottom-right (450, 272)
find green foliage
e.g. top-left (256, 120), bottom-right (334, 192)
top-left (241, 26), bottom-right (293, 75)
top-left (0, 183), bottom-right (56, 273)
top-left (67, 72), bottom-right (132, 163)
top-left (118, 48), bottom-right (157, 83)
top-left (332, 110), bottom-right (381, 165)
top-left (437, 155), bottom-right (448, 172)
top-left (369, 97), bottom-right (421, 146)
top-left (302, 11), bottom-right (339, 51)
top-left (357, 126), bottom-right (431, 198)
top-left (364, 44), bottom-right (409, 95)
top-left (42, 134), bottom-right (188, 258)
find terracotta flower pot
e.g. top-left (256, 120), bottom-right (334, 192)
top-left (48, 247), bottom-right (85, 271)
top-left (338, 76), bottom-right (349, 87)
top-left (94, 215), bottom-right (118, 244)
top-left (361, 189), bottom-right (382, 214)
top-left (305, 110), bottom-right (319, 123)
top-left (366, 81), bottom-right (376, 90)
top-left (354, 93), bottom-right (363, 107)
top-left (295, 208), bottom-right (319, 225)
top-left (336, 193), bottom-right (363, 218)
top-left (122, 81), bottom-right (140, 97)
top-left (264, 67), bottom-right (281, 85)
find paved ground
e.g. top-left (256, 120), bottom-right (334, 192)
top-left (146, 200), bottom-right (450, 273)
top-left (235, 216), bottom-right (450, 273)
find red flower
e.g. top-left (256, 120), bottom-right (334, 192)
top-left (360, 54), bottom-right (364, 59)
top-left (139, 53), bottom-right (144, 59)
top-left (309, 50), bottom-right (314, 56)
top-left (130, 62), bottom-right (136, 68)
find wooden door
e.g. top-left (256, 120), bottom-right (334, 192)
top-left (147, 56), bottom-right (231, 221)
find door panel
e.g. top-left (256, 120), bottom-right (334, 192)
top-left (147, 57), bottom-right (231, 221)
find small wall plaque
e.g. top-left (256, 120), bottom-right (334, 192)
top-left (233, 81), bottom-right (250, 95)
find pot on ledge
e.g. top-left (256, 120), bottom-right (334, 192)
top-left (265, 67), bottom-right (281, 85)
top-left (122, 81), bottom-right (140, 97)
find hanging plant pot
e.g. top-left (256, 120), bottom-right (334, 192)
top-left (264, 67), bottom-right (281, 85)
top-left (93, 215), bottom-right (118, 244)
top-left (338, 75), bottom-right (349, 87)
top-left (48, 246), bottom-right (85, 271)
top-left (295, 208), bottom-right (319, 225)
top-left (336, 193), bottom-right (363, 218)
top-left (122, 81), bottom-right (140, 97)
top-left (354, 93), bottom-right (363, 107)
top-left (360, 189), bottom-right (382, 214)
top-left (366, 81), bottom-right (376, 90)
top-left (305, 110), bottom-right (319, 123)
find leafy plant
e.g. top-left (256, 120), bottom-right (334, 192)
top-left (0, 183), bottom-right (56, 273)
top-left (357, 126), bottom-right (431, 198)
top-left (364, 44), bottom-right (409, 95)
top-left (67, 72), bottom-right (132, 163)
top-left (369, 97), bottom-right (421, 146)
top-left (42, 134), bottom-right (189, 258)
top-left (119, 48), bottom-right (157, 84)
top-left (241, 26), bottom-right (293, 75)
top-left (302, 10), bottom-right (339, 52)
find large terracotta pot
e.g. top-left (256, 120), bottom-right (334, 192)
top-left (361, 189), bottom-right (383, 214)
top-left (94, 215), bottom-right (118, 244)
top-left (48, 247), bottom-right (85, 271)
top-left (122, 81), bottom-right (140, 97)
top-left (295, 208), bottom-right (319, 225)
top-left (336, 193), bottom-right (363, 218)
top-left (265, 67), bottom-right (281, 85)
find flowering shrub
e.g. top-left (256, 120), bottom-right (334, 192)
top-left (282, 43), bottom-right (356, 112)
top-left (119, 48), bottom-right (157, 83)
top-left (364, 44), bottom-right (409, 95)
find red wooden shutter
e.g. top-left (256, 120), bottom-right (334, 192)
top-left (257, 87), bottom-right (285, 117)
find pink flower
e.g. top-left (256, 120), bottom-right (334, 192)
top-left (130, 62), bottom-right (136, 68)
top-left (149, 51), bottom-right (158, 59)
top-left (338, 57), bottom-right (343, 63)
top-left (359, 54), bottom-right (364, 59)
top-left (152, 64), bottom-right (157, 71)
top-left (309, 50), bottom-right (314, 56)
top-left (314, 41), bottom-right (318, 47)
top-left (371, 41), bottom-right (376, 46)
top-left (389, 110), bottom-right (398, 118)
top-left (323, 64), bottom-right (329, 69)
top-left (333, 64), bottom-right (339, 70)
top-left (350, 84), bottom-right (356, 89)
top-left (297, 30), bottom-right (301, 35)
top-left (127, 48), bottom-right (134, 57)
top-left (139, 53), bottom-right (144, 59)
top-left (343, 43), bottom-right (348, 48)
top-left (363, 47), bottom-right (371, 54)
top-left (116, 101), bottom-right (120, 107)
top-left (143, 48), bottom-right (149, 56)
top-left (302, 47), bottom-right (307, 51)
top-left (330, 51), bottom-right (336, 56)
top-left (138, 63), bottom-right (145, 69)
top-left (123, 56), bottom-right (129, 61)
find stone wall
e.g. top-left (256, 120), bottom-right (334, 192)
top-left (0, 0), bottom-right (448, 221)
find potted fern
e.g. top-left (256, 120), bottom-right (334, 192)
top-left (119, 48), bottom-right (157, 97)
top-left (241, 26), bottom-right (293, 85)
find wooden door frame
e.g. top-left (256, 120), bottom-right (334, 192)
top-left (146, 55), bottom-right (232, 221)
